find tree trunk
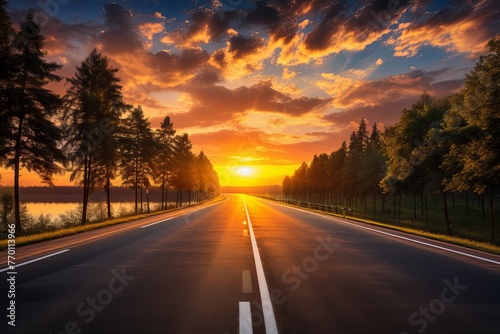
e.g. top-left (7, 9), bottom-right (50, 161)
top-left (489, 185), bottom-right (495, 242)
top-left (398, 193), bottom-right (402, 218)
top-left (443, 190), bottom-right (451, 235)
top-left (161, 174), bottom-right (165, 211)
top-left (82, 154), bottom-right (91, 225)
top-left (481, 193), bottom-right (486, 223)
top-left (465, 191), bottom-right (469, 214)
top-left (393, 194), bottom-right (396, 219)
top-left (13, 113), bottom-right (24, 233)
top-left (106, 174), bottom-right (111, 219)
top-left (424, 187), bottom-right (429, 227)
top-left (413, 192), bottom-right (417, 219)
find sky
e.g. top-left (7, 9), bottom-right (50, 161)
top-left (2, 0), bottom-right (499, 187)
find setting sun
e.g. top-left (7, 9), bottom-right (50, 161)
top-left (236, 166), bottom-right (253, 176)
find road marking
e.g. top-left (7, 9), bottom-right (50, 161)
top-left (242, 270), bottom-right (253, 293)
top-left (0, 249), bottom-right (70, 272)
top-left (239, 301), bottom-right (253, 334)
top-left (243, 198), bottom-right (279, 334)
top-left (243, 220), bottom-right (247, 225)
top-left (281, 203), bottom-right (500, 266)
top-left (140, 217), bottom-right (174, 228)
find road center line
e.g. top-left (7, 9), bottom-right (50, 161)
top-left (0, 249), bottom-right (70, 273)
top-left (140, 217), bottom-right (174, 228)
top-left (243, 198), bottom-right (278, 334)
top-left (242, 270), bottom-right (253, 293)
top-left (239, 301), bottom-right (253, 334)
top-left (282, 203), bottom-right (500, 266)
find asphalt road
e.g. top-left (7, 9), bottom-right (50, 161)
top-left (1, 194), bottom-right (499, 334)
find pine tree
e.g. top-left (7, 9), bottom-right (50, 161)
top-left (155, 116), bottom-right (176, 210)
top-left (63, 49), bottom-right (128, 224)
top-left (1, 10), bottom-right (64, 232)
top-left (119, 105), bottom-right (158, 214)
top-left (171, 133), bottom-right (195, 206)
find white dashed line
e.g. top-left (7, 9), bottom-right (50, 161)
top-left (239, 301), bottom-right (253, 334)
top-left (242, 270), bottom-right (253, 293)
top-left (140, 217), bottom-right (174, 228)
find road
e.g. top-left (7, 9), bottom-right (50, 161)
top-left (1, 194), bottom-right (499, 334)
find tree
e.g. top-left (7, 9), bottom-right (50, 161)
top-left (171, 133), bottom-right (195, 206)
top-left (443, 37), bottom-right (500, 241)
top-left (0, 0), bottom-right (14, 172)
top-left (155, 116), bottom-right (176, 210)
top-left (119, 105), bottom-right (158, 214)
top-left (63, 49), bottom-right (128, 223)
top-left (362, 122), bottom-right (386, 216)
top-left (196, 151), bottom-right (219, 202)
top-left (282, 175), bottom-right (292, 199)
top-left (381, 94), bottom-right (452, 233)
top-left (0, 10), bottom-right (64, 233)
top-left (0, 187), bottom-right (13, 232)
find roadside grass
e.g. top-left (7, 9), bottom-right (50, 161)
top-left (264, 198), bottom-right (500, 255)
top-left (0, 197), bottom-right (224, 250)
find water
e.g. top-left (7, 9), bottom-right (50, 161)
top-left (25, 202), bottom-right (169, 221)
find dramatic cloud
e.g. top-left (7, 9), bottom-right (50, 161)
top-left (389, 0), bottom-right (500, 58)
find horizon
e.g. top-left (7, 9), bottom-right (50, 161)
top-left (2, 0), bottom-right (499, 188)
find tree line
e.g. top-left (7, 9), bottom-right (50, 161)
top-left (0, 6), bottom-right (220, 232)
top-left (283, 37), bottom-right (500, 242)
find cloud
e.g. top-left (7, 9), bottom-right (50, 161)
top-left (160, 7), bottom-right (237, 47)
top-left (389, 0), bottom-right (500, 58)
top-left (209, 34), bottom-right (271, 78)
top-left (318, 68), bottom-right (464, 111)
top-left (165, 80), bottom-right (332, 129)
top-left (97, 4), bottom-right (143, 54)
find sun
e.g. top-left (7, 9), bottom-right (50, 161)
top-left (236, 166), bottom-right (253, 176)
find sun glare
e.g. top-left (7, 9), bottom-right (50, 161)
top-left (236, 166), bottom-right (253, 176)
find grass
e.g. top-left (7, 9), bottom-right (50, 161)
top-left (263, 197), bottom-right (500, 255)
top-left (0, 197), bottom-right (225, 250)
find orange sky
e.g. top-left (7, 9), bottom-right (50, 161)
top-left (2, 0), bottom-right (499, 188)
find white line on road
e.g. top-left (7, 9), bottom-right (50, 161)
top-left (239, 301), bottom-right (253, 334)
top-left (243, 198), bottom-right (279, 334)
top-left (140, 217), bottom-right (174, 228)
top-left (0, 249), bottom-right (70, 272)
top-left (282, 204), bottom-right (500, 266)
top-left (242, 270), bottom-right (253, 293)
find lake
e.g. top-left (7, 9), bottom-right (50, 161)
top-left (25, 202), bottom-right (170, 221)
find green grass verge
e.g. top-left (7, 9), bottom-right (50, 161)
top-left (265, 198), bottom-right (500, 255)
top-left (0, 197), bottom-right (225, 250)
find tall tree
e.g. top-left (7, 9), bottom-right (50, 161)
top-left (381, 94), bottom-right (452, 233)
top-left (171, 133), bottom-right (195, 206)
top-left (63, 49), bottom-right (127, 224)
top-left (119, 105), bottom-right (157, 214)
top-left (0, 10), bottom-right (64, 232)
top-left (155, 116), bottom-right (176, 210)
top-left (0, 0), bottom-right (14, 166)
top-left (282, 175), bottom-right (292, 199)
top-left (443, 37), bottom-right (500, 241)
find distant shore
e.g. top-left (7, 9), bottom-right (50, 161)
top-left (11, 185), bottom-right (281, 203)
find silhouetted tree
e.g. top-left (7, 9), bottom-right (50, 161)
top-left (1, 11), bottom-right (64, 232)
top-left (119, 105), bottom-right (157, 214)
top-left (63, 49), bottom-right (128, 223)
top-left (155, 116), bottom-right (176, 210)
